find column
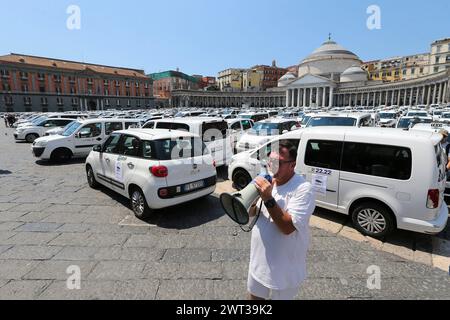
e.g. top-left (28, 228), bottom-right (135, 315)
top-left (297, 88), bottom-right (301, 108)
top-left (420, 86), bottom-right (425, 105)
top-left (438, 82), bottom-right (443, 104)
top-left (402, 89), bottom-right (407, 106)
top-left (427, 85), bottom-right (432, 105)
top-left (432, 84), bottom-right (437, 104)
top-left (390, 90), bottom-right (394, 106)
top-left (373, 92), bottom-right (377, 107)
top-left (285, 90), bottom-right (289, 107)
top-left (303, 88), bottom-right (307, 107)
top-left (443, 82), bottom-right (448, 103)
top-left (322, 87), bottom-right (326, 108)
top-left (328, 87), bottom-right (334, 107)
top-left (409, 88), bottom-right (414, 106)
top-left (309, 88), bottom-right (312, 107)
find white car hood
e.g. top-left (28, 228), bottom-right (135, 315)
top-left (34, 134), bottom-right (66, 144)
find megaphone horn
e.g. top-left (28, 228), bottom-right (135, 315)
top-left (220, 174), bottom-right (272, 227)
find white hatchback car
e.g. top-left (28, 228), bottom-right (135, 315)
top-left (85, 129), bottom-right (217, 219)
top-left (14, 118), bottom-right (74, 143)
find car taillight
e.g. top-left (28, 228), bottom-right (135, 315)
top-left (150, 166), bottom-right (168, 178)
top-left (427, 189), bottom-right (439, 209)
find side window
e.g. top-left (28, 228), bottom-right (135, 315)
top-left (142, 141), bottom-right (153, 159)
top-left (104, 134), bottom-right (121, 154)
top-left (79, 123), bottom-right (102, 138)
top-left (341, 142), bottom-right (412, 180)
top-left (305, 140), bottom-right (343, 170)
top-left (122, 135), bottom-right (141, 157)
top-left (143, 121), bottom-right (155, 129)
top-left (230, 122), bottom-right (241, 131)
top-left (105, 122), bottom-right (123, 135)
top-left (242, 120), bottom-right (252, 130)
top-left (125, 122), bottom-right (139, 129)
top-left (59, 120), bottom-right (73, 126)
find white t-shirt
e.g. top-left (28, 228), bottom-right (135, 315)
top-left (249, 174), bottom-right (315, 290)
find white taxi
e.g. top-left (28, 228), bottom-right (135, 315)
top-left (85, 129), bottom-right (217, 219)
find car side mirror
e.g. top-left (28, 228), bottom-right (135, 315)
top-left (93, 145), bottom-right (103, 153)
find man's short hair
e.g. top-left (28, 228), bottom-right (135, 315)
top-left (278, 139), bottom-right (299, 162)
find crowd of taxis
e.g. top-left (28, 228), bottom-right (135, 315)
top-left (5, 104), bottom-right (450, 238)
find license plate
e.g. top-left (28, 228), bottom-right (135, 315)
top-left (184, 181), bottom-right (205, 192)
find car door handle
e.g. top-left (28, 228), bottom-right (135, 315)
top-left (326, 189), bottom-right (337, 193)
top-left (127, 162), bottom-right (134, 169)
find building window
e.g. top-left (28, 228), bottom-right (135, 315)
top-left (104, 89), bottom-right (109, 96)
top-left (434, 66), bottom-right (440, 73)
top-left (87, 78), bottom-right (93, 85)
top-left (1, 70), bottom-right (10, 78)
top-left (446, 55), bottom-right (450, 62)
top-left (125, 81), bottom-right (130, 87)
top-left (24, 97), bottom-right (32, 106)
top-left (41, 97), bottom-right (48, 106)
top-left (4, 96), bottom-right (13, 106)
top-left (115, 80), bottom-right (120, 87)
top-left (135, 82), bottom-right (139, 88)
top-left (402, 69), bottom-right (407, 75)
top-left (69, 76), bottom-right (75, 83)
top-left (22, 84), bottom-right (29, 92)
top-left (420, 68), bottom-right (424, 74)
top-left (38, 73), bottom-right (45, 81)
top-left (54, 75), bottom-right (61, 82)
top-left (127, 100), bottom-right (131, 106)
top-left (70, 87), bottom-right (76, 94)
top-left (436, 56), bottom-right (440, 64)
top-left (437, 45), bottom-right (442, 53)
top-left (71, 98), bottom-right (78, 105)
top-left (411, 68), bottom-right (415, 74)
top-left (104, 79), bottom-right (109, 86)
top-left (20, 71), bottom-right (28, 80)
top-left (105, 99), bottom-right (110, 106)
top-left (57, 97), bottom-right (64, 106)
top-left (56, 87), bottom-right (62, 94)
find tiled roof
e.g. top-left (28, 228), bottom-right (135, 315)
top-left (0, 53), bottom-right (149, 79)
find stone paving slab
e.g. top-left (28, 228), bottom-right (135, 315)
top-left (0, 126), bottom-right (450, 300)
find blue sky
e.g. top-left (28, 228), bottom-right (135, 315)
top-left (1, 0), bottom-right (449, 76)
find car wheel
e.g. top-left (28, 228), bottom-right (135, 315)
top-left (86, 165), bottom-right (100, 189)
top-left (26, 134), bottom-right (38, 143)
top-left (232, 169), bottom-right (252, 191)
top-left (130, 187), bottom-right (153, 220)
top-left (51, 148), bottom-right (72, 163)
top-left (351, 202), bottom-right (395, 238)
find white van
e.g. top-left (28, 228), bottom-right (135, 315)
top-left (31, 118), bottom-right (141, 162)
top-left (228, 127), bottom-right (448, 237)
top-left (143, 117), bottom-right (232, 166)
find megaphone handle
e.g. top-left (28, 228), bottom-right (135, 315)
top-left (240, 199), bottom-right (263, 233)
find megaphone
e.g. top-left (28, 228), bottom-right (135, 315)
top-left (220, 173), bottom-right (272, 228)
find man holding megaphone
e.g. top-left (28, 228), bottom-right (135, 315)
top-left (246, 140), bottom-right (316, 300)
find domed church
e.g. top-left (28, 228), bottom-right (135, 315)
top-left (280, 36), bottom-right (449, 108)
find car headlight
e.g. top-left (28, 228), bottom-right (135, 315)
top-left (35, 140), bottom-right (48, 147)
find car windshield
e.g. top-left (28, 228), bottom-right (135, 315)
top-left (442, 113), bottom-right (450, 119)
top-left (249, 123), bottom-right (281, 136)
top-left (306, 117), bottom-right (357, 127)
top-left (31, 116), bottom-right (46, 125)
top-left (301, 116), bottom-right (311, 125)
top-left (397, 118), bottom-right (432, 128)
top-left (240, 115), bottom-right (253, 119)
top-left (62, 121), bottom-right (82, 136)
top-left (407, 112), bottom-right (428, 117)
top-left (379, 113), bottom-right (396, 119)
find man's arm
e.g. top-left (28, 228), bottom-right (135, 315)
top-left (254, 177), bottom-right (296, 235)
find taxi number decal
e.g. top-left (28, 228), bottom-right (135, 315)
top-left (311, 168), bottom-right (332, 175)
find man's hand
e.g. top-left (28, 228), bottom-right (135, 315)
top-left (254, 176), bottom-right (273, 202)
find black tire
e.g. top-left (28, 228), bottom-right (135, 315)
top-left (86, 165), bottom-right (100, 189)
top-left (51, 148), bottom-right (72, 163)
top-left (351, 202), bottom-right (395, 238)
top-left (129, 187), bottom-right (153, 220)
top-left (232, 169), bottom-right (252, 191)
top-left (25, 133), bottom-right (38, 143)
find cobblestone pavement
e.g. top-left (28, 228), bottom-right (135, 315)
top-left (0, 126), bottom-right (449, 300)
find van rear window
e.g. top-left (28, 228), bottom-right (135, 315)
top-left (341, 142), bottom-right (412, 180)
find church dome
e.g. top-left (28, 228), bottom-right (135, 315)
top-left (340, 66), bottom-right (368, 82)
top-left (298, 39), bottom-right (363, 79)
